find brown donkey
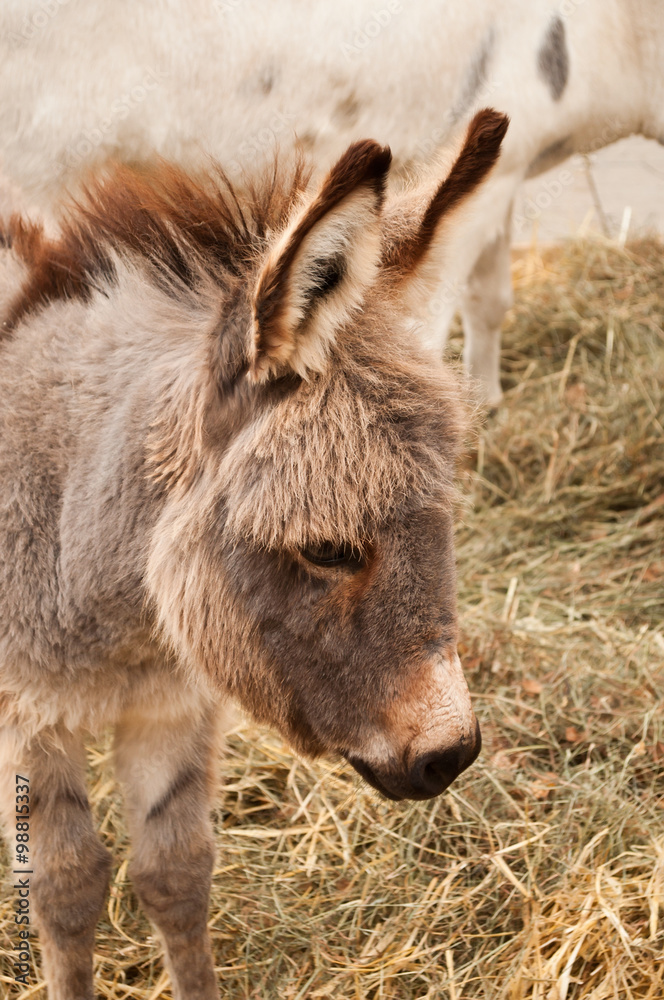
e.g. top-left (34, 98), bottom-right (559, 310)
top-left (0, 109), bottom-right (508, 999)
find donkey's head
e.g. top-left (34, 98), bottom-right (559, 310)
top-left (145, 110), bottom-right (509, 800)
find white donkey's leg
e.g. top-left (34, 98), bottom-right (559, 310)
top-left (0, 724), bottom-right (112, 1000)
top-left (460, 205), bottom-right (514, 407)
top-left (414, 295), bottom-right (459, 358)
top-left (113, 690), bottom-right (222, 1000)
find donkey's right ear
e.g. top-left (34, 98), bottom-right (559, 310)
top-left (249, 140), bottom-right (392, 382)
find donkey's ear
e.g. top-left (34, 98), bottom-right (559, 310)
top-left (383, 109), bottom-right (509, 279)
top-left (249, 140), bottom-right (392, 381)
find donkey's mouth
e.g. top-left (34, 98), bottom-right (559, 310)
top-left (342, 754), bottom-right (404, 801)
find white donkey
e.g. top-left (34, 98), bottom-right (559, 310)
top-left (1, 0), bottom-right (663, 403)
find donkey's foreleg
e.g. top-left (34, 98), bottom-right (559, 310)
top-left (460, 207), bottom-right (514, 408)
top-left (113, 697), bottom-right (221, 1000)
top-left (0, 726), bottom-right (112, 1000)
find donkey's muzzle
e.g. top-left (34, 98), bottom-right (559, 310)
top-left (346, 717), bottom-right (481, 801)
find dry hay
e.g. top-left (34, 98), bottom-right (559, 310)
top-left (1, 237), bottom-right (663, 999)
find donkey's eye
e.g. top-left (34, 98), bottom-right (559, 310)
top-left (300, 542), bottom-right (362, 568)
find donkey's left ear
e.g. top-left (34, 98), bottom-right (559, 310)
top-left (382, 109), bottom-right (509, 289)
top-left (249, 140), bottom-right (392, 381)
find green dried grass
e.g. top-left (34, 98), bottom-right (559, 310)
top-left (1, 237), bottom-right (663, 999)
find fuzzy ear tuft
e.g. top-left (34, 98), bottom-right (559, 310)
top-left (249, 140), bottom-right (392, 381)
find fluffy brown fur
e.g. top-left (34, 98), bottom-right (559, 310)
top-left (0, 110), bottom-right (506, 1000)
top-left (4, 157), bottom-right (309, 332)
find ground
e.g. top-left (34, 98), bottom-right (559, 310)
top-left (1, 238), bottom-right (663, 999)
top-left (515, 136), bottom-right (664, 244)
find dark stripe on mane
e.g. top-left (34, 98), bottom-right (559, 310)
top-left (5, 158), bottom-right (312, 332)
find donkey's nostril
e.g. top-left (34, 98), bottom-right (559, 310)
top-left (409, 719), bottom-right (482, 797)
top-left (345, 719), bottom-right (481, 801)
top-left (409, 747), bottom-right (463, 796)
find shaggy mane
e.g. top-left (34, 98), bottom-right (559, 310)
top-left (4, 157), bottom-right (312, 331)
